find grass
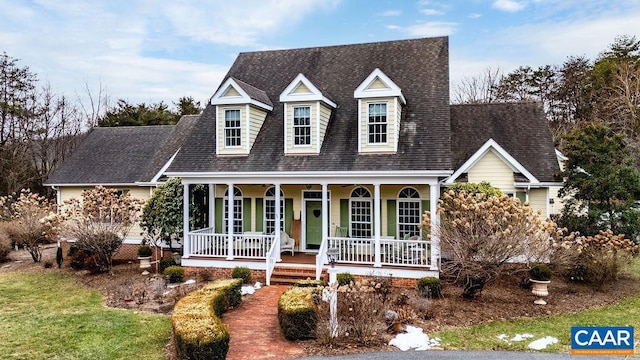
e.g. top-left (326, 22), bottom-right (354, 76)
top-left (0, 272), bottom-right (171, 360)
top-left (433, 257), bottom-right (640, 353)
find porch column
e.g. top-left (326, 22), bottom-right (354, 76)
top-left (322, 183), bottom-right (328, 249)
top-left (226, 183), bottom-right (234, 260)
top-left (182, 183), bottom-right (190, 258)
top-left (430, 183), bottom-right (440, 270)
top-left (275, 183), bottom-right (282, 261)
top-left (373, 183), bottom-right (381, 267)
top-left (208, 184), bottom-right (215, 229)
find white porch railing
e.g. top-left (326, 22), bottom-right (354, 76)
top-left (186, 228), bottom-right (275, 259)
top-left (265, 235), bottom-right (280, 286)
top-left (379, 238), bottom-right (431, 267)
top-left (319, 236), bottom-right (432, 268)
top-left (315, 235), bottom-right (329, 280)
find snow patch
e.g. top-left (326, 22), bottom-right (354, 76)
top-left (389, 326), bottom-right (441, 351)
top-left (183, 279), bottom-right (196, 285)
top-left (241, 282), bottom-right (262, 296)
top-left (511, 333), bottom-right (534, 342)
top-left (528, 336), bottom-right (558, 350)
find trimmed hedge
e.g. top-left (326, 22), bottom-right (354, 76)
top-left (172, 278), bottom-right (243, 360)
top-left (336, 273), bottom-right (354, 287)
top-left (164, 265), bottom-right (185, 283)
top-left (278, 287), bottom-right (318, 340)
top-left (231, 266), bottom-right (252, 284)
top-left (294, 279), bottom-right (325, 288)
top-left (416, 276), bottom-right (442, 298)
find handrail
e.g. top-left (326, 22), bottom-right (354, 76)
top-left (265, 235), bottom-right (280, 286)
top-left (315, 235), bottom-right (328, 280)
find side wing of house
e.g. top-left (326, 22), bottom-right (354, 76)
top-left (448, 103), bottom-right (563, 218)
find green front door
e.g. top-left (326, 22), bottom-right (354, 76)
top-left (305, 201), bottom-right (323, 250)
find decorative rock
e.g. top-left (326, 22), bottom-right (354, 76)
top-left (141, 270), bottom-right (150, 276)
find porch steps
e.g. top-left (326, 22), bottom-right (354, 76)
top-left (270, 266), bottom-right (325, 285)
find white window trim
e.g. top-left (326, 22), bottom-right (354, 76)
top-left (366, 101), bottom-right (389, 145)
top-left (264, 187), bottom-right (285, 234)
top-left (292, 105), bottom-right (313, 148)
top-left (223, 108), bottom-right (242, 149)
top-left (224, 187), bottom-right (243, 234)
top-left (349, 187), bottom-right (372, 239)
top-left (397, 187), bottom-right (421, 240)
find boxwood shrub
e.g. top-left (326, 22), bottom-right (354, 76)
top-left (277, 287), bottom-right (318, 340)
top-left (336, 272), bottom-right (354, 287)
top-left (163, 265), bottom-right (185, 283)
top-left (416, 276), bottom-right (442, 298)
top-left (231, 266), bottom-right (252, 284)
top-left (172, 278), bottom-right (242, 360)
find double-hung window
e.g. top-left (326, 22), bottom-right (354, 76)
top-left (224, 109), bottom-right (241, 147)
top-left (368, 103), bottom-right (387, 144)
top-left (398, 187), bottom-right (421, 239)
top-left (350, 187), bottom-right (372, 238)
top-left (223, 187), bottom-right (243, 234)
top-left (293, 106), bottom-right (311, 146)
top-left (264, 187), bottom-right (285, 234)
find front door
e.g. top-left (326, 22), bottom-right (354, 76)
top-left (305, 201), bottom-right (323, 250)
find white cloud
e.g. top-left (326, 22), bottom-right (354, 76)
top-left (492, 0), bottom-right (526, 12)
top-left (468, 13), bottom-right (482, 19)
top-left (403, 21), bottom-right (457, 37)
top-left (380, 10), bottom-right (401, 16)
top-left (386, 25), bottom-right (402, 30)
top-left (421, 8), bottom-right (444, 16)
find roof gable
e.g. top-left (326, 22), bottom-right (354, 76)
top-left (450, 102), bottom-right (561, 183)
top-left (211, 77), bottom-right (273, 111)
top-left (354, 68), bottom-right (406, 104)
top-left (279, 73), bottom-right (337, 108)
top-left (445, 138), bottom-right (538, 184)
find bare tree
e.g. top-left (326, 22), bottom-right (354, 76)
top-left (452, 67), bottom-right (502, 104)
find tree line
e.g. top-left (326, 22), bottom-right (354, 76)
top-left (0, 52), bottom-right (202, 197)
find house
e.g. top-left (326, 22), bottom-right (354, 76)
top-left (44, 116), bottom-right (199, 250)
top-left (47, 36), bottom-right (562, 286)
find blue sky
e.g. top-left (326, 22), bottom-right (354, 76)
top-left (0, 0), bottom-right (638, 108)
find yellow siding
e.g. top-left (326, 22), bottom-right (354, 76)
top-left (285, 102), bottom-right (316, 155)
top-left (248, 106), bottom-right (267, 151)
top-left (57, 186), bottom-right (152, 241)
top-left (548, 185), bottom-right (565, 216)
top-left (369, 77), bottom-right (388, 89)
top-left (292, 83), bottom-right (311, 94)
top-left (528, 188), bottom-right (548, 218)
top-left (217, 106), bottom-right (247, 155)
top-left (467, 150), bottom-right (516, 192)
top-left (222, 86), bottom-right (241, 97)
top-left (318, 103), bottom-right (332, 152)
top-left (359, 98), bottom-right (397, 153)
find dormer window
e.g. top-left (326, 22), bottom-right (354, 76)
top-left (293, 106), bottom-right (311, 146)
top-left (354, 68), bottom-right (405, 154)
top-left (280, 73), bottom-right (337, 155)
top-left (224, 109), bottom-right (242, 147)
top-left (368, 103), bottom-right (388, 144)
top-left (210, 78), bottom-right (273, 156)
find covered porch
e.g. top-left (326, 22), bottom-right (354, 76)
top-left (177, 172), bottom-right (446, 285)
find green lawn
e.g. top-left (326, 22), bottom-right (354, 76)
top-left (0, 272), bottom-right (171, 360)
top-left (433, 259), bottom-right (640, 353)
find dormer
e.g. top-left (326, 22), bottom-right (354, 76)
top-left (211, 78), bottom-right (273, 156)
top-left (280, 73), bottom-right (337, 155)
top-left (354, 68), bottom-right (406, 154)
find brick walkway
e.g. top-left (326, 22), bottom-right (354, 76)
top-left (224, 285), bottom-right (307, 360)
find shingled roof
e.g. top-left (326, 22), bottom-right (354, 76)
top-left (168, 36), bottom-right (451, 173)
top-left (450, 102), bottom-right (561, 183)
top-left (45, 115), bottom-right (199, 185)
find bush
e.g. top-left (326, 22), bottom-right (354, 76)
top-left (137, 245), bottom-right (152, 257)
top-left (159, 258), bottom-right (177, 272)
top-left (0, 224), bottom-right (12, 263)
top-left (416, 277), bottom-right (442, 298)
top-left (294, 279), bottom-right (325, 288)
top-left (164, 266), bottom-right (185, 283)
top-left (231, 266), bottom-right (252, 284)
top-left (336, 273), bottom-right (354, 287)
top-left (556, 230), bottom-right (639, 287)
top-left (172, 278), bottom-right (242, 360)
top-left (529, 264), bottom-right (552, 281)
top-left (278, 287), bottom-right (318, 340)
